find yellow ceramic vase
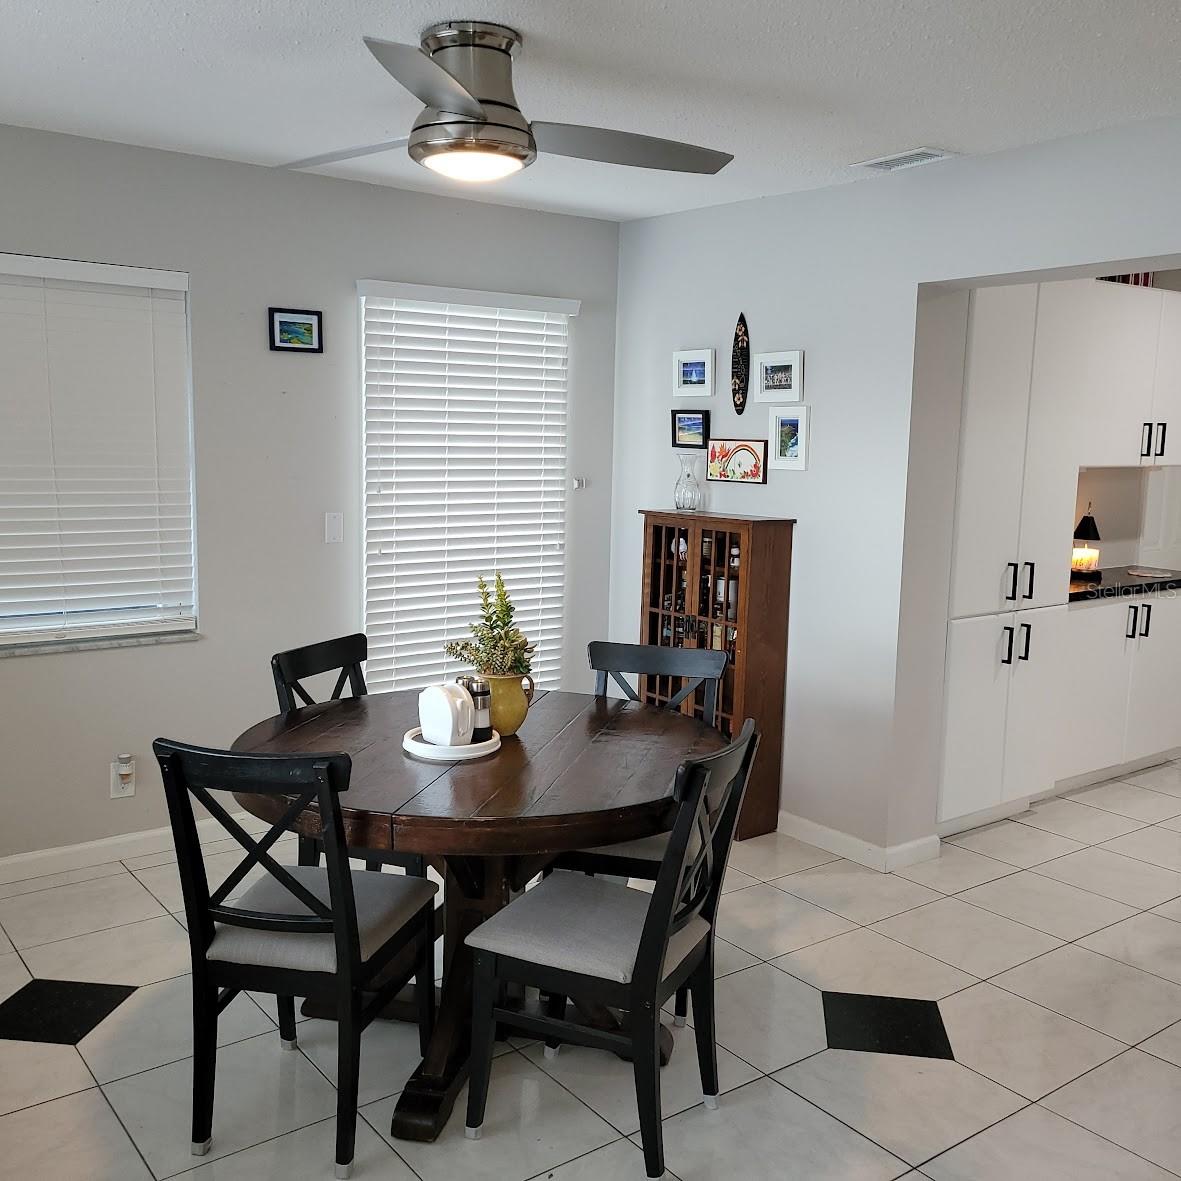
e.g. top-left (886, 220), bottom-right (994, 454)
top-left (483, 673), bottom-right (535, 737)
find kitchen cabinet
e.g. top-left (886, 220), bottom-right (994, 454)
top-left (941, 595), bottom-right (1181, 826)
top-left (939, 606), bottom-right (1069, 822)
top-left (941, 279), bottom-right (1181, 827)
top-left (1003, 606), bottom-right (1071, 803)
top-left (1029, 279), bottom-right (1161, 469)
top-left (949, 285), bottom-right (1040, 620)
top-left (1151, 293), bottom-right (1181, 462)
top-left (1057, 601), bottom-right (1135, 781)
top-left (949, 280), bottom-right (1181, 622)
top-left (1125, 593), bottom-right (1181, 761)
top-left (940, 614), bottom-right (1012, 822)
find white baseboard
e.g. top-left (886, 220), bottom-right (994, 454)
top-left (777, 810), bottom-right (941, 872)
top-left (0, 814), bottom-right (252, 886)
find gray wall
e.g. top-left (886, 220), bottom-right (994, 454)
top-left (611, 115), bottom-right (1181, 853)
top-left (0, 124), bottom-right (619, 856)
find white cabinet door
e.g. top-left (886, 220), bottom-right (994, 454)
top-left (949, 285), bottom-right (1038, 619)
top-left (1150, 291), bottom-right (1181, 464)
top-left (1019, 280), bottom-right (1161, 612)
top-left (1030, 278), bottom-right (1161, 468)
top-left (1002, 606), bottom-right (1072, 803)
top-left (1057, 602), bottom-right (1135, 781)
top-left (940, 614), bottom-right (1014, 822)
top-left (1126, 595), bottom-right (1181, 761)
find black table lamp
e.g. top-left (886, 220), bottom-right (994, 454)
top-left (1071, 503), bottom-right (1101, 582)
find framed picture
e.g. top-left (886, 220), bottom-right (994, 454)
top-left (769, 405), bottom-right (809, 470)
top-left (752, 350), bottom-right (803, 401)
top-left (671, 408), bottom-right (709, 449)
top-left (706, 438), bottom-right (767, 484)
top-left (673, 348), bottom-right (714, 397)
top-left (269, 307), bottom-right (323, 353)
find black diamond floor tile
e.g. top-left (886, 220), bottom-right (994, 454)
top-left (822, 990), bottom-right (954, 1060)
top-left (0, 978), bottom-right (136, 1045)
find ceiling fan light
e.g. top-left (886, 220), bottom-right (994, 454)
top-left (420, 147), bottom-right (525, 182)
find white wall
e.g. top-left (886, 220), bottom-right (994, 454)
top-left (611, 115), bottom-right (1181, 854)
top-left (0, 123), bottom-right (619, 857)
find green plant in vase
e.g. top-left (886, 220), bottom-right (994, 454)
top-left (444, 572), bottom-right (536, 735)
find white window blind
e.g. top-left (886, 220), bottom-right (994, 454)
top-left (0, 259), bottom-right (195, 648)
top-left (361, 285), bottom-right (576, 690)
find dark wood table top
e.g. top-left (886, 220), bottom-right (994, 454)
top-left (231, 689), bottom-right (725, 857)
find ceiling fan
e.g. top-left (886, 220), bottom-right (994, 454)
top-left (282, 20), bottom-right (733, 183)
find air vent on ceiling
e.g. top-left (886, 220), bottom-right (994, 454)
top-left (852, 147), bottom-right (957, 173)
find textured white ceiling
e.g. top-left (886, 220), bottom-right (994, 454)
top-left (4, 0), bottom-right (1181, 220)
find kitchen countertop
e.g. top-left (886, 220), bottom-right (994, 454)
top-left (1069, 564), bottom-right (1181, 602)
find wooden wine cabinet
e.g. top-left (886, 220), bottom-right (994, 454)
top-left (639, 509), bottom-right (795, 839)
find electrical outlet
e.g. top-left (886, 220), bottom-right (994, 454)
top-left (110, 755), bottom-right (135, 799)
top-left (324, 512), bottom-right (343, 543)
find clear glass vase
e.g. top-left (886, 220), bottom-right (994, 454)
top-left (673, 455), bottom-right (702, 511)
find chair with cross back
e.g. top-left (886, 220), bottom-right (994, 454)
top-left (464, 719), bottom-right (759, 1178)
top-left (154, 738), bottom-right (437, 1180)
top-left (271, 633), bottom-right (425, 879)
top-left (549, 641), bottom-right (729, 1026)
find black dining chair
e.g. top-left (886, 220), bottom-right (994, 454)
top-left (463, 719), bottom-right (759, 1179)
top-left (154, 739), bottom-right (437, 1181)
top-left (588, 641), bottom-right (728, 728)
top-left (550, 642), bottom-right (730, 1023)
top-left (271, 634), bottom-right (425, 880)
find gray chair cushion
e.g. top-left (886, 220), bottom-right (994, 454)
top-left (581, 832), bottom-right (668, 862)
top-left (465, 871), bottom-right (709, 985)
top-left (207, 866), bottom-right (436, 974)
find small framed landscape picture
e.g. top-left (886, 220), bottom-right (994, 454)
top-left (753, 350), bottom-right (803, 401)
top-left (673, 348), bottom-right (714, 397)
top-left (269, 307), bottom-right (323, 353)
top-left (671, 408), bottom-right (709, 449)
top-left (769, 405), bottom-right (808, 470)
top-left (706, 438), bottom-right (767, 484)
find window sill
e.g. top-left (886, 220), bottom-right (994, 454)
top-left (0, 629), bottom-right (203, 659)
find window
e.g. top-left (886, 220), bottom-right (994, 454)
top-left (360, 281), bottom-right (579, 690)
top-left (0, 255), bottom-right (195, 649)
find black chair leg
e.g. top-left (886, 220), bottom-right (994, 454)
top-left (191, 981), bottom-right (218, 1157)
top-left (416, 909), bottom-right (436, 1056)
top-left (543, 990), bottom-right (567, 1058)
top-left (297, 835), bottom-right (320, 867)
top-left (335, 993), bottom-right (362, 1180)
top-left (673, 985), bottom-right (688, 1027)
top-left (464, 951), bottom-right (498, 1140)
top-left (632, 1001), bottom-right (665, 1178)
top-left (688, 948), bottom-right (718, 1107)
top-left (277, 995), bottom-right (298, 1049)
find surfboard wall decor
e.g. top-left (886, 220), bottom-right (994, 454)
top-left (731, 312), bottom-right (750, 415)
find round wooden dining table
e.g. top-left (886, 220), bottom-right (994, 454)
top-left (232, 687), bottom-right (724, 1143)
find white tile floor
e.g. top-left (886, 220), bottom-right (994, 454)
top-left (2, 774), bottom-right (1181, 1178)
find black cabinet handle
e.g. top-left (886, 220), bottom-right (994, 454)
top-left (1127, 605), bottom-right (1140, 639)
top-left (1157, 423), bottom-right (1168, 459)
top-left (1143, 422), bottom-right (1154, 457)
top-left (1001, 625), bottom-right (1015, 665)
top-left (1141, 602), bottom-right (1153, 637)
top-left (1022, 562), bottom-right (1036, 600)
top-left (1004, 562), bottom-right (1019, 602)
top-left (1018, 622), bottom-right (1032, 661)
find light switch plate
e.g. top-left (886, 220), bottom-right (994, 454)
top-left (324, 512), bottom-right (343, 543)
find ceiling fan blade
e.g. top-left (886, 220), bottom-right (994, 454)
top-left (362, 36), bottom-right (485, 119)
top-left (280, 136), bottom-right (410, 170)
top-left (531, 122), bottom-right (733, 174)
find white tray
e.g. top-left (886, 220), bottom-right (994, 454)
top-left (402, 727), bottom-right (502, 762)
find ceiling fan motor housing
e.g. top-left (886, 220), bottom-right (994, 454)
top-left (409, 21), bottom-right (537, 170)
